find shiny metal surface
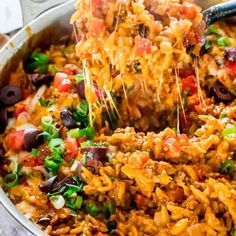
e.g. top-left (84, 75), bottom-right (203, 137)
top-left (0, 0), bottom-right (75, 235)
top-left (196, 0), bottom-right (229, 10)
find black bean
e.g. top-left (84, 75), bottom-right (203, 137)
top-left (29, 74), bottom-right (53, 87)
top-left (0, 106), bottom-right (8, 133)
top-left (225, 47), bottom-right (236, 61)
top-left (39, 176), bottom-right (58, 192)
top-left (0, 85), bottom-right (22, 106)
top-left (76, 80), bottom-right (85, 99)
top-left (60, 108), bottom-right (78, 129)
top-left (23, 128), bottom-right (42, 151)
top-left (212, 81), bottom-right (235, 102)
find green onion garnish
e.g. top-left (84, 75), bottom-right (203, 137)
top-left (3, 173), bottom-right (19, 188)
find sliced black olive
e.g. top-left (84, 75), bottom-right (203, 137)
top-left (24, 128), bottom-right (42, 151)
top-left (85, 159), bottom-right (103, 174)
top-left (39, 176), bottom-right (58, 192)
top-left (29, 74), bottom-right (53, 87)
top-left (80, 147), bottom-right (108, 161)
top-left (60, 108), bottom-right (78, 129)
top-left (0, 85), bottom-right (22, 106)
top-left (212, 81), bottom-right (235, 102)
top-left (0, 106), bottom-right (8, 133)
top-left (76, 80), bottom-right (85, 99)
top-left (52, 175), bottom-right (76, 192)
top-left (0, 143), bottom-right (5, 158)
top-left (138, 24), bottom-right (149, 38)
top-left (36, 217), bottom-right (51, 226)
top-left (225, 47), bottom-right (236, 61)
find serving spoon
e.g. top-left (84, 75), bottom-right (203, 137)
top-left (201, 0), bottom-right (236, 25)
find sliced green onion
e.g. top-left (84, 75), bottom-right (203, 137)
top-left (80, 140), bottom-right (106, 147)
top-left (4, 173), bottom-right (19, 188)
top-left (74, 196), bottom-right (83, 209)
top-left (206, 25), bottom-right (220, 35)
top-left (87, 203), bottom-right (101, 216)
top-left (50, 195), bottom-right (65, 209)
top-left (26, 53), bottom-right (50, 73)
top-left (41, 115), bottom-right (53, 129)
top-left (102, 201), bottom-right (115, 219)
top-left (222, 126), bottom-right (236, 139)
top-left (31, 52), bottom-right (49, 64)
top-left (220, 160), bottom-right (235, 175)
top-left (49, 138), bottom-right (65, 154)
top-left (69, 127), bottom-right (95, 139)
top-left (39, 98), bottom-right (51, 107)
top-left (77, 101), bottom-right (88, 117)
top-left (75, 74), bottom-right (84, 83)
top-left (205, 41), bottom-right (212, 50)
top-left (63, 184), bottom-right (83, 198)
top-left (216, 37), bottom-right (231, 47)
top-left (31, 148), bottom-right (39, 157)
top-left (78, 127), bottom-right (95, 139)
top-left (44, 156), bottom-right (62, 171)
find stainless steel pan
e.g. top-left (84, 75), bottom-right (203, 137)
top-left (0, 1), bottom-right (75, 235)
top-left (0, 0), bottom-right (234, 235)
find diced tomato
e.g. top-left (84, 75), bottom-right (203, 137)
top-left (163, 136), bottom-right (181, 159)
top-left (182, 75), bottom-right (197, 96)
top-left (65, 137), bottom-right (79, 161)
top-left (54, 72), bottom-right (72, 92)
top-left (140, 155), bottom-right (150, 165)
top-left (225, 61), bottom-right (236, 75)
top-left (184, 30), bottom-right (201, 47)
top-left (180, 2), bottom-right (198, 19)
top-left (5, 130), bottom-right (24, 151)
top-left (92, 0), bottom-right (102, 5)
top-left (135, 194), bottom-right (148, 206)
top-left (178, 133), bottom-right (189, 145)
top-left (62, 67), bottom-right (74, 75)
top-left (14, 104), bottom-right (27, 118)
top-left (135, 36), bottom-right (152, 56)
top-left (19, 155), bottom-right (43, 167)
top-left (90, 18), bottom-right (106, 37)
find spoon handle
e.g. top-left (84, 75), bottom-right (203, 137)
top-left (203, 0), bottom-right (236, 25)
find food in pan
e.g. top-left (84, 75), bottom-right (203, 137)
top-left (0, 0), bottom-right (236, 235)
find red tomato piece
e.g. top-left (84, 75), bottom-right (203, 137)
top-left (135, 194), bottom-right (148, 206)
top-left (54, 72), bottom-right (72, 92)
top-left (182, 75), bottom-right (197, 96)
top-left (5, 130), bottom-right (24, 151)
top-left (225, 61), bottom-right (236, 75)
top-left (180, 2), bottom-right (198, 19)
top-left (135, 36), bottom-right (152, 56)
top-left (163, 136), bottom-right (181, 159)
top-left (90, 18), bottom-right (106, 37)
top-left (140, 155), bottom-right (150, 165)
top-left (19, 155), bottom-right (43, 167)
top-left (178, 133), bottom-right (189, 145)
top-left (14, 104), bottom-right (27, 118)
top-left (65, 137), bottom-right (79, 161)
top-left (92, 0), bottom-right (102, 5)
